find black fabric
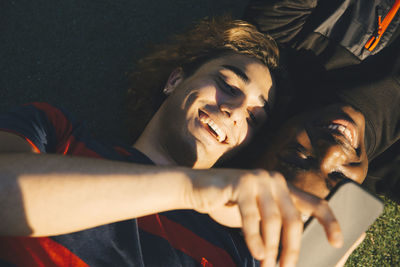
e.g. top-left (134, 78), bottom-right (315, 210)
top-left (368, 141), bottom-right (400, 204)
top-left (245, 0), bottom-right (400, 158)
top-left (244, 0), bottom-right (400, 199)
top-left (244, 0), bottom-right (400, 69)
top-left (338, 74), bottom-right (400, 160)
top-left (367, 140), bottom-right (400, 203)
top-left (243, 0), bottom-right (317, 44)
top-left (327, 36), bottom-right (400, 160)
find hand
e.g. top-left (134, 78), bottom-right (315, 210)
top-left (187, 168), bottom-right (343, 267)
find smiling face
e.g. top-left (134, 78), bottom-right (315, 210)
top-left (155, 53), bottom-right (273, 168)
top-left (259, 104), bottom-right (368, 198)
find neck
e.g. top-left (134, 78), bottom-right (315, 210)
top-left (133, 119), bottom-right (178, 167)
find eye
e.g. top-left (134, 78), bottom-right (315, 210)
top-left (279, 146), bottom-right (314, 170)
top-left (295, 147), bottom-right (308, 159)
top-left (216, 75), bottom-right (239, 96)
top-left (292, 145), bottom-right (313, 161)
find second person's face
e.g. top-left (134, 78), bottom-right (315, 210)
top-left (259, 104), bottom-right (368, 198)
top-left (159, 53), bottom-right (273, 168)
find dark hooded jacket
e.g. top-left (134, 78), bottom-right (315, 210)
top-left (244, 0), bottom-right (400, 199)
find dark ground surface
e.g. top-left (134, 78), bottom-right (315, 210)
top-left (0, 0), bottom-right (248, 144)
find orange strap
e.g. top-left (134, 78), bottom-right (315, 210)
top-left (365, 0), bottom-right (400, 51)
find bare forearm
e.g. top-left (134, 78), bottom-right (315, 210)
top-left (0, 153), bottom-right (191, 236)
top-left (0, 153), bottom-right (344, 265)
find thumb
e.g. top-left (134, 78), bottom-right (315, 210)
top-left (209, 205), bottom-right (242, 228)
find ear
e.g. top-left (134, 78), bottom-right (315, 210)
top-left (163, 67), bottom-right (184, 95)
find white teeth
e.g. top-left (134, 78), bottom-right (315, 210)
top-left (328, 124), bottom-right (338, 130)
top-left (208, 120), bottom-right (224, 142)
top-left (343, 128), bottom-right (353, 144)
top-left (200, 116), bottom-right (210, 124)
top-left (326, 124), bottom-right (353, 144)
top-left (200, 115), bottom-right (226, 143)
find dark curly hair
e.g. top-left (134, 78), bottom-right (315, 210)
top-left (126, 16), bottom-right (279, 142)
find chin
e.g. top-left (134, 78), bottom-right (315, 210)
top-left (192, 150), bottom-right (222, 169)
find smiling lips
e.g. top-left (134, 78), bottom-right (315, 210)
top-left (325, 119), bottom-right (358, 148)
top-left (199, 110), bottom-right (228, 143)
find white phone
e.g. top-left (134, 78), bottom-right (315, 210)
top-left (289, 179), bottom-right (383, 267)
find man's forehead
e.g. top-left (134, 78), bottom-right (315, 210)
top-left (210, 53), bottom-right (269, 74)
top-left (221, 56), bottom-right (271, 86)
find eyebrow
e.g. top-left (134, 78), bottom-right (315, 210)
top-left (221, 64), bottom-right (249, 84)
top-left (221, 64), bottom-right (270, 114)
top-left (295, 142), bottom-right (308, 155)
top-left (279, 142), bottom-right (312, 171)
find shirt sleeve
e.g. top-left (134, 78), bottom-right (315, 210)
top-left (0, 102), bottom-right (76, 154)
top-left (243, 0), bottom-right (318, 44)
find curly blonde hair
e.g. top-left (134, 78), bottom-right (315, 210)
top-left (126, 16), bottom-right (279, 142)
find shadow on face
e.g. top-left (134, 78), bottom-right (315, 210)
top-left (259, 104), bottom-right (369, 198)
top-left (153, 53), bottom-right (273, 169)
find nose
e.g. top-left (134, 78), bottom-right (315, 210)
top-left (219, 96), bottom-right (246, 123)
top-left (219, 104), bottom-right (232, 118)
top-left (315, 139), bottom-right (367, 187)
top-left (316, 139), bottom-right (348, 176)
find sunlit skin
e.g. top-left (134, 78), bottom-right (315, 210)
top-left (135, 53), bottom-right (273, 169)
top-left (0, 52), bottom-right (347, 267)
top-left (132, 53), bottom-right (345, 266)
top-left (259, 104), bottom-right (368, 199)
